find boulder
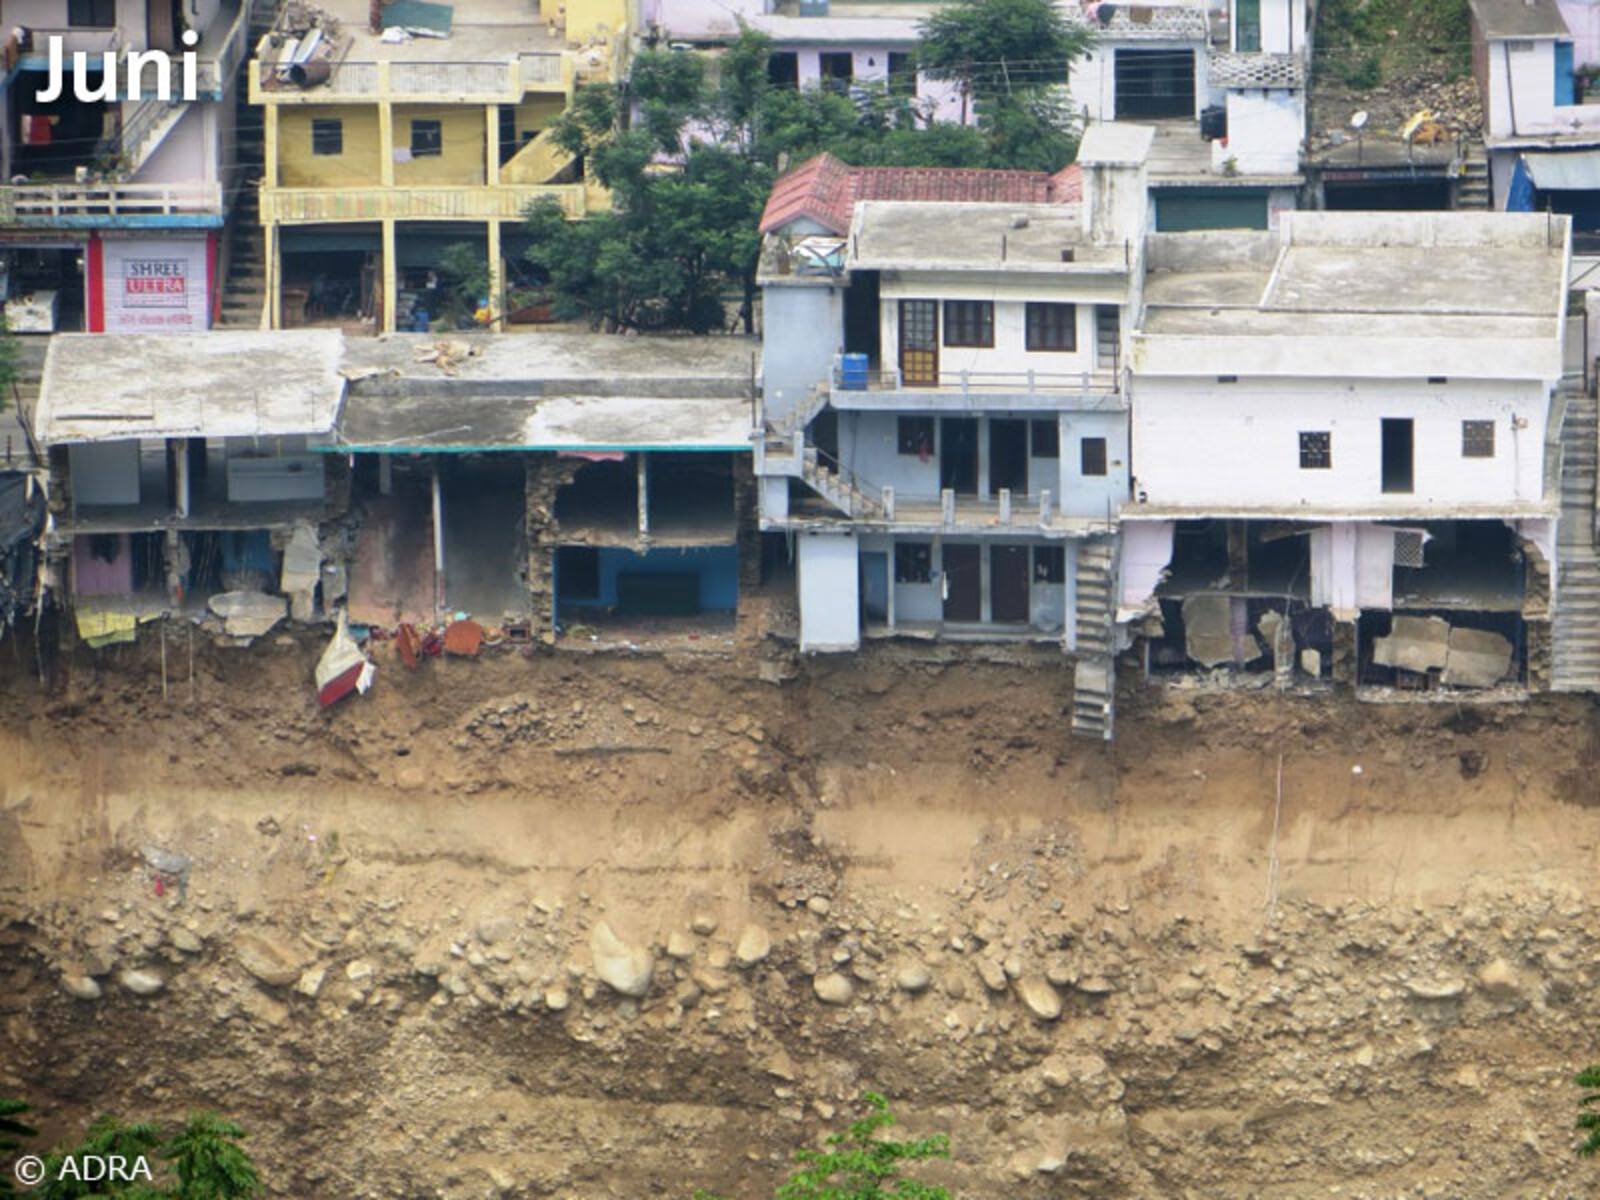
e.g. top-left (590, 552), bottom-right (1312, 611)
top-left (61, 974), bottom-right (102, 1001)
top-left (1476, 957), bottom-right (1522, 1001)
top-left (296, 966), bottom-right (327, 998)
top-left (895, 963), bottom-right (932, 994)
top-left (666, 929), bottom-right (695, 960)
top-left (544, 986), bottom-right (571, 1012)
top-left (977, 958), bottom-right (1009, 993)
top-left (590, 921), bottom-right (654, 998)
top-left (169, 927), bottom-right (203, 954)
top-left (234, 933), bottom-right (304, 987)
top-left (118, 968), bottom-right (165, 996)
top-left (735, 924), bottom-right (772, 968)
top-left (814, 972), bottom-right (854, 1005)
top-left (1017, 976), bottom-right (1063, 1021)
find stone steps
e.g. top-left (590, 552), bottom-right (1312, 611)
top-left (1552, 388), bottom-right (1600, 690)
top-left (1071, 541), bottom-right (1116, 740)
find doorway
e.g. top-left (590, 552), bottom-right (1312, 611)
top-left (989, 419), bottom-right (1029, 496)
top-left (943, 544), bottom-right (980, 621)
top-left (991, 545), bottom-right (1029, 623)
top-left (899, 300), bottom-right (938, 385)
top-left (1382, 418), bottom-right (1414, 494)
top-left (861, 551), bottom-right (889, 622)
top-left (939, 418), bottom-right (978, 494)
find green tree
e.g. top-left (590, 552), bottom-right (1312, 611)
top-left (1, 1099), bottom-right (39, 1198)
top-left (696, 1093), bottom-right (951, 1200)
top-left (1578, 1065), bottom-right (1600, 1156)
top-left (162, 1112), bottom-right (262, 1200)
top-left (917, 0), bottom-right (1093, 121)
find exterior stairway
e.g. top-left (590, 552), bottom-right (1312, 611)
top-left (1553, 382), bottom-right (1600, 690)
top-left (801, 446), bottom-right (883, 518)
top-left (1457, 145), bottom-right (1491, 210)
top-left (1071, 539), bottom-right (1117, 740)
top-left (217, 13), bottom-right (271, 331)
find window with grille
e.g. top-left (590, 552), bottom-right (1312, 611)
top-left (312, 119), bottom-right (344, 156)
top-left (895, 542), bottom-right (933, 583)
top-left (1081, 437), bottom-right (1108, 477)
top-left (897, 416), bottom-right (935, 456)
top-left (69, 0), bottom-right (116, 27)
top-left (1393, 531), bottom-right (1426, 569)
top-left (411, 120), bottom-right (443, 157)
top-left (1025, 302), bottom-right (1077, 352)
top-left (1034, 545), bottom-right (1065, 583)
top-left (1031, 419), bottom-right (1059, 458)
top-left (1299, 431), bottom-right (1331, 469)
top-left (942, 301), bottom-right (993, 348)
top-left (1462, 420), bottom-right (1495, 458)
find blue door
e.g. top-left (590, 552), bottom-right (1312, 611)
top-left (1557, 42), bottom-right (1576, 106)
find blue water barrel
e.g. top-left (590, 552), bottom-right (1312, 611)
top-left (839, 353), bottom-right (869, 391)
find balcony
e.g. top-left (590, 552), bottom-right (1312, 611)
top-left (828, 362), bottom-right (1124, 412)
top-left (0, 181), bottom-right (223, 228)
top-left (259, 181), bottom-right (604, 224)
top-left (250, 52), bottom-right (570, 103)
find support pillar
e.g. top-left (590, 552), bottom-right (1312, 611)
top-left (431, 461), bottom-right (445, 622)
top-left (637, 452), bottom-right (649, 538)
top-left (1332, 618), bottom-right (1358, 688)
top-left (1227, 519), bottom-right (1249, 590)
top-left (378, 453), bottom-right (393, 496)
top-left (266, 223), bottom-right (281, 331)
top-left (486, 218), bottom-right (503, 331)
top-left (381, 218), bottom-right (398, 334)
top-left (377, 70), bottom-right (395, 189)
top-left (174, 438), bottom-right (190, 518)
top-left (486, 106), bottom-right (501, 185)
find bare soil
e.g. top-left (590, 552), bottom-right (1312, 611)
top-left (3, 630), bottom-right (1600, 1198)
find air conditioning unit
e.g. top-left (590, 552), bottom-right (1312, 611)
top-left (799, 0), bottom-right (829, 15)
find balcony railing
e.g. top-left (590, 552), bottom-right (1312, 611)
top-left (251, 53), bottom-right (568, 102)
top-left (1062, 1), bottom-right (1208, 41)
top-left (259, 182), bottom-right (600, 223)
top-left (21, 28), bottom-right (123, 56)
top-left (0, 181), bottom-right (223, 224)
top-left (831, 360), bottom-right (1122, 404)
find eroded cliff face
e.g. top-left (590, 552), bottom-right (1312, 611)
top-left (2, 636), bottom-right (1599, 1198)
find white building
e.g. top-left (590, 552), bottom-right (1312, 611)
top-left (0, 1), bottom-right (253, 332)
top-left (758, 123), bottom-right (1156, 736)
top-left (1125, 209), bottom-right (1571, 690)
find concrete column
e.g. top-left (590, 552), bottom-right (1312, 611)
top-left (377, 66), bottom-right (395, 189)
top-left (486, 218), bottom-right (503, 330)
top-left (976, 417), bottom-right (990, 497)
top-left (266, 223), bottom-right (281, 331)
top-left (486, 106), bottom-right (501, 185)
top-left (637, 452), bottom-right (649, 538)
top-left (380, 219), bottom-right (398, 334)
top-left (378, 453), bottom-right (393, 496)
top-left (431, 462), bottom-right (445, 621)
top-left (1333, 619), bottom-right (1358, 688)
top-left (263, 104), bottom-right (278, 187)
top-left (174, 439), bottom-right (190, 518)
top-left (1227, 519), bottom-right (1249, 590)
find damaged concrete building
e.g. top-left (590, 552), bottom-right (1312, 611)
top-left (1124, 210), bottom-right (1573, 693)
top-left (318, 333), bottom-right (757, 637)
top-left (33, 331), bottom-right (347, 645)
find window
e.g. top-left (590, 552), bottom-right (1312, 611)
top-left (69, 0), bottom-right (116, 27)
top-left (1299, 431), bottom-right (1331, 469)
top-left (311, 119), bottom-right (344, 156)
top-left (888, 52), bottom-right (915, 96)
top-left (942, 301), bottom-right (993, 348)
top-left (1080, 437), bottom-right (1108, 476)
top-left (1462, 419), bottom-right (1496, 458)
top-left (1033, 545), bottom-right (1065, 583)
top-left (897, 416), bottom-right (935, 457)
top-left (894, 542), bottom-right (933, 584)
top-left (410, 120), bottom-right (443, 157)
top-left (768, 52), bottom-right (800, 88)
top-left (1030, 419), bottom-right (1059, 458)
top-left (1025, 303), bottom-right (1077, 352)
top-left (819, 52), bottom-right (854, 92)
top-left (1235, 0), bottom-right (1261, 52)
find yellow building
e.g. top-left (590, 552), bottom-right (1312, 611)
top-left (249, 0), bottom-right (626, 331)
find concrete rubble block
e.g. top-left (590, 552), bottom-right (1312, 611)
top-left (279, 523), bottom-right (322, 623)
top-left (1181, 595), bottom-right (1237, 667)
top-left (590, 920), bottom-right (654, 998)
top-left (208, 591), bottom-right (288, 640)
top-left (1443, 626), bottom-right (1514, 688)
top-left (1372, 615), bottom-right (1450, 675)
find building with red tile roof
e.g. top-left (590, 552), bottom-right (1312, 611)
top-left (759, 153), bottom-right (1085, 237)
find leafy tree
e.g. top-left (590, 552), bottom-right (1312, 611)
top-left (162, 1112), bottom-right (262, 1200)
top-left (524, 17), bottom-right (1085, 334)
top-left (1578, 1065), bottom-right (1600, 1156)
top-left (696, 1093), bottom-right (951, 1200)
top-left (1, 1099), bottom-right (39, 1198)
top-left (917, 0), bottom-right (1093, 120)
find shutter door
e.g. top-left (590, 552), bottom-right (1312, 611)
top-left (1154, 190), bottom-right (1270, 232)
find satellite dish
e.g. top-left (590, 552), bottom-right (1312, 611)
top-left (1350, 110), bottom-right (1369, 130)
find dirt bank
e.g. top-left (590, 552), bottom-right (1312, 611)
top-left (3, 634), bottom-right (1600, 1198)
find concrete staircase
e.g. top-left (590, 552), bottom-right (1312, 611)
top-left (1071, 539), bottom-right (1116, 740)
top-left (1553, 383), bottom-right (1600, 690)
top-left (217, 19), bottom-right (270, 331)
top-left (800, 446), bottom-right (883, 519)
top-left (1457, 145), bottom-right (1491, 211)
